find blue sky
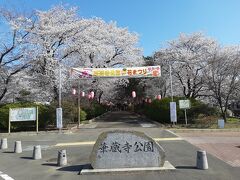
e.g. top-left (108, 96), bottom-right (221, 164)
top-left (1, 0), bottom-right (240, 56)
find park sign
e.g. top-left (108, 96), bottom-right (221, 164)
top-left (179, 100), bottom-right (191, 125)
top-left (179, 100), bottom-right (191, 109)
top-left (8, 107), bottom-right (39, 134)
top-left (70, 66), bottom-right (161, 79)
top-left (90, 130), bottom-right (166, 169)
top-left (9, 108), bottom-right (37, 122)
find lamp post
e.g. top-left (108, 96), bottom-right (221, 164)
top-left (57, 62), bottom-right (63, 133)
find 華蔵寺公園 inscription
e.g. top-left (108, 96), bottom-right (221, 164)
top-left (90, 130), bottom-right (166, 169)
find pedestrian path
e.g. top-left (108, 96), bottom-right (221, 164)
top-left (82, 111), bottom-right (160, 129)
top-left (178, 132), bottom-right (240, 167)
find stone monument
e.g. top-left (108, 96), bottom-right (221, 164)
top-left (90, 130), bottom-right (166, 169)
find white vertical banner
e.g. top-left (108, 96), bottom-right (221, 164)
top-left (170, 102), bottom-right (177, 122)
top-left (56, 108), bottom-right (63, 129)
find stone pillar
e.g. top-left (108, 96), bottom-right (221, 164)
top-left (14, 141), bottom-right (22, 153)
top-left (0, 138), bottom-right (8, 149)
top-left (57, 150), bottom-right (67, 166)
top-left (196, 150), bottom-right (208, 170)
top-left (33, 145), bottom-right (42, 160)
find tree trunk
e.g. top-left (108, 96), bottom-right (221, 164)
top-left (0, 87), bottom-right (7, 102)
top-left (98, 91), bottom-right (103, 104)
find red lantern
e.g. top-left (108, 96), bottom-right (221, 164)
top-left (148, 99), bottom-right (152, 103)
top-left (90, 91), bottom-right (94, 99)
top-left (81, 91), bottom-right (85, 97)
top-left (132, 91), bottom-right (136, 98)
top-left (157, 95), bottom-right (161, 100)
top-left (88, 94), bottom-right (92, 99)
top-left (72, 88), bottom-right (76, 95)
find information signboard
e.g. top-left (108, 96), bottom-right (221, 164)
top-left (179, 100), bottom-right (191, 109)
top-left (9, 108), bottom-right (36, 122)
top-left (179, 100), bottom-right (191, 125)
top-left (9, 107), bottom-right (38, 134)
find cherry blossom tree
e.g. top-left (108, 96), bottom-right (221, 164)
top-left (154, 32), bottom-right (217, 99)
top-left (16, 5), bottom-right (142, 103)
top-left (0, 8), bottom-right (34, 102)
top-left (204, 46), bottom-right (240, 121)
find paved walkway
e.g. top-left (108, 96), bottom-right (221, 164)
top-left (80, 111), bottom-right (160, 129)
top-left (177, 132), bottom-right (240, 167)
top-left (1, 112), bottom-right (240, 180)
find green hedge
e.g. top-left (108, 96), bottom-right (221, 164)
top-left (142, 97), bottom-right (218, 124)
top-left (83, 102), bottom-right (107, 120)
top-left (0, 101), bottom-right (104, 131)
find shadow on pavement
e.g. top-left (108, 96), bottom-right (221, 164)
top-left (42, 162), bottom-right (58, 167)
top-left (57, 164), bottom-right (92, 173)
top-left (21, 156), bottom-right (33, 160)
top-left (2, 151), bottom-right (14, 153)
top-left (175, 166), bottom-right (197, 169)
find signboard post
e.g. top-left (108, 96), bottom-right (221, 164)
top-left (8, 107), bottom-right (38, 134)
top-left (179, 100), bottom-right (191, 125)
top-left (56, 108), bottom-right (63, 132)
top-left (170, 102), bottom-right (177, 123)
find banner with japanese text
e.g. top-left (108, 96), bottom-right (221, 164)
top-left (70, 66), bottom-right (161, 78)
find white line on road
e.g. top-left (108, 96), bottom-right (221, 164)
top-left (0, 171), bottom-right (14, 180)
top-left (55, 137), bottom-right (183, 147)
top-left (22, 145), bottom-right (50, 151)
top-left (139, 123), bottom-right (156, 128)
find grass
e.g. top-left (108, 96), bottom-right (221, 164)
top-left (227, 117), bottom-right (240, 123)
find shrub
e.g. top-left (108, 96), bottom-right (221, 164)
top-left (144, 97), bottom-right (182, 123)
top-left (48, 101), bottom-right (88, 125)
top-left (142, 97), bottom-right (219, 124)
top-left (80, 109), bottom-right (87, 122)
top-left (83, 102), bottom-right (107, 120)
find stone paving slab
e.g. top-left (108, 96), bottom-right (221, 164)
top-left (178, 132), bottom-right (240, 167)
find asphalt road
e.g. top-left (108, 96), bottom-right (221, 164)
top-left (0, 111), bottom-right (239, 180)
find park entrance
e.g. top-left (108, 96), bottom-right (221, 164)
top-left (65, 66), bottom-right (162, 127)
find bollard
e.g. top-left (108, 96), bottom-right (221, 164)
top-left (196, 150), bottom-right (208, 170)
top-left (57, 149), bottom-right (67, 166)
top-left (0, 138), bottom-right (8, 149)
top-left (14, 141), bottom-right (22, 153)
top-left (33, 145), bottom-right (42, 160)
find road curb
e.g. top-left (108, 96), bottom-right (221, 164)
top-left (0, 129), bottom-right (73, 136)
top-left (170, 128), bottom-right (240, 133)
